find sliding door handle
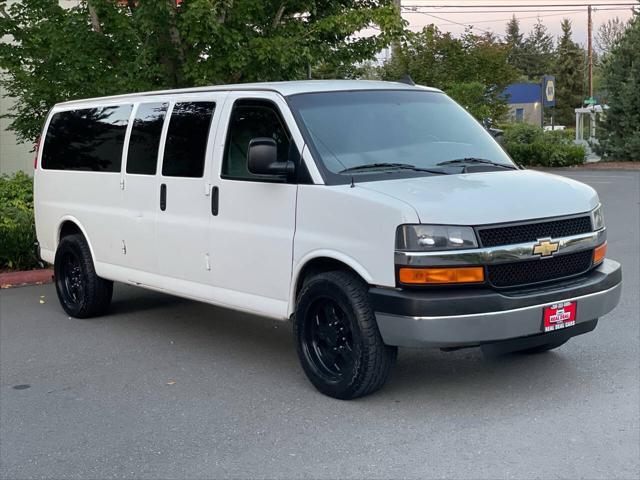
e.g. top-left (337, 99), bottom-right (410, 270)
top-left (160, 183), bottom-right (167, 211)
top-left (211, 186), bottom-right (219, 216)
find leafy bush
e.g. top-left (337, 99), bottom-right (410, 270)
top-left (0, 172), bottom-right (40, 271)
top-left (502, 123), bottom-right (586, 167)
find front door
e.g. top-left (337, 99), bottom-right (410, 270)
top-left (208, 93), bottom-right (299, 318)
top-left (155, 95), bottom-right (227, 293)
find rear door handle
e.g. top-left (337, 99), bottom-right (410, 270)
top-left (160, 183), bottom-right (167, 211)
top-left (211, 186), bottom-right (219, 216)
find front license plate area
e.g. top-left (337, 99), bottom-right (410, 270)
top-left (542, 301), bottom-right (577, 332)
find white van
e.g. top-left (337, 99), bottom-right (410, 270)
top-left (34, 80), bottom-right (622, 399)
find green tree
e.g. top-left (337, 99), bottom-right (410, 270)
top-left (504, 15), bottom-right (526, 73)
top-left (595, 17), bottom-right (627, 56)
top-left (380, 25), bottom-right (518, 120)
top-left (553, 19), bottom-right (584, 126)
top-left (0, 0), bottom-right (404, 143)
top-left (593, 17), bottom-right (628, 103)
top-left (520, 18), bottom-right (554, 80)
top-left (598, 9), bottom-right (640, 161)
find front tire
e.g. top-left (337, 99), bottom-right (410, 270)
top-left (54, 234), bottom-right (113, 318)
top-left (293, 271), bottom-right (397, 399)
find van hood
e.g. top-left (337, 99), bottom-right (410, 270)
top-left (358, 169), bottom-right (598, 225)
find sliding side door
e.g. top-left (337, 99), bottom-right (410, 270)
top-left (155, 94), bottom-right (227, 291)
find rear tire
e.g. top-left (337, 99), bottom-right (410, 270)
top-left (54, 234), bottom-right (113, 318)
top-left (293, 271), bottom-right (397, 399)
top-left (516, 339), bottom-right (569, 354)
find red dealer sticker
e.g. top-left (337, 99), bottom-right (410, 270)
top-left (543, 301), bottom-right (577, 333)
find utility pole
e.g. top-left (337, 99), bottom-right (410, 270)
top-left (588, 5), bottom-right (593, 100)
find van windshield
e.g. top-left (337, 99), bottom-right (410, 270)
top-left (288, 90), bottom-right (514, 177)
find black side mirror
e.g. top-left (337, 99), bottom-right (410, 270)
top-left (489, 127), bottom-right (504, 142)
top-left (247, 137), bottom-right (295, 177)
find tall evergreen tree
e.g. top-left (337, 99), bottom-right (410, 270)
top-left (505, 15), bottom-right (523, 46)
top-left (504, 15), bottom-right (526, 72)
top-left (520, 18), bottom-right (554, 80)
top-left (553, 19), bottom-right (585, 126)
top-left (598, 10), bottom-right (640, 161)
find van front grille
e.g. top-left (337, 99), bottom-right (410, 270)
top-left (477, 216), bottom-right (592, 247)
top-left (487, 250), bottom-right (594, 288)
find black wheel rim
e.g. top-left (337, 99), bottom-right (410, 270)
top-left (59, 251), bottom-right (84, 307)
top-left (303, 297), bottom-right (355, 382)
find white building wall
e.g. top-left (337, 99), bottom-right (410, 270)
top-left (0, 87), bottom-right (33, 175)
top-left (508, 102), bottom-right (543, 127)
top-left (1, 0), bottom-right (79, 175)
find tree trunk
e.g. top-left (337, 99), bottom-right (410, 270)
top-left (165, 0), bottom-right (186, 87)
top-left (272, 2), bottom-right (285, 29)
top-left (87, 1), bottom-right (103, 34)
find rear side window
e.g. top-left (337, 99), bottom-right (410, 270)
top-left (126, 102), bottom-right (169, 175)
top-left (42, 105), bottom-right (132, 172)
top-left (162, 102), bottom-right (216, 178)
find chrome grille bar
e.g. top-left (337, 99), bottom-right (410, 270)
top-left (395, 229), bottom-right (606, 267)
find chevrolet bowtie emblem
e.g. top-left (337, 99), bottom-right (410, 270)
top-left (533, 239), bottom-right (560, 257)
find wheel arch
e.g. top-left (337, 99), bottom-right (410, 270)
top-left (55, 217), bottom-right (97, 262)
top-left (289, 252), bottom-right (373, 317)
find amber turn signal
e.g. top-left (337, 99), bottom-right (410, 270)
top-left (593, 242), bottom-right (607, 265)
top-left (398, 266), bottom-right (485, 285)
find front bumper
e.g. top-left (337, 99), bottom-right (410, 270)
top-left (371, 259), bottom-right (622, 348)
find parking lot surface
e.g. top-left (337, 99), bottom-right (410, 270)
top-left (1, 170), bottom-right (639, 479)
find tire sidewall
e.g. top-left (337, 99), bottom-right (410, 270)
top-left (294, 275), bottom-right (366, 398)
top-left (54, 236), bottom-right (89, 317)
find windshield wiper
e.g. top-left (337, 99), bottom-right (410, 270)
top-left (338, 163), bottom-right (447, 175)
top-left (436, 158), bottom-right (518, 170)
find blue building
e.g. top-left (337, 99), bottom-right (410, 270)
top-left (503, 83), bottom-right (542, 126)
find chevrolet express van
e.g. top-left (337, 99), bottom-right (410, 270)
top-left (34, 80), bottom-right (622, 399)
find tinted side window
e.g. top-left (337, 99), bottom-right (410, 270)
top-left (126, 102), bottom-right (168, 175)
top-left (162, 102), bottom-right (215, 178)
top-left (222, 101), bottom-right (292, 181)
top-left (42, 105), bottom-right (132, 172)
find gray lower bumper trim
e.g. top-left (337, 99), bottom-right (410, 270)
top-left (376, 282), bottom-right (622, 348)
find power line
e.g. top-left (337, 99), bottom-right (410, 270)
top-left (396, 2), bottom-right (636, 44)
top-left (402, 3), bottom-right (638, 7)
top-left (413, 11), bottom-right (503, 35)
top-left (401, 6), bottom-right (633, 26)
top-left (400, 4), bottom-right (635, 35)
top-left (409, 10), bottom-right (585, 26)
top-left (405, 8), bottom-right (587, 12)
top-left (402, 6), bottom-right (636, 13)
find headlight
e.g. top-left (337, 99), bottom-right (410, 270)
top-left (591, 204), bottom-right (605, 231)
top-left (396, 225), bottom-right (478, 251)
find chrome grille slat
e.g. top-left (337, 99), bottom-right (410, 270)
top-left (477, 216), bottom-right (593, 248)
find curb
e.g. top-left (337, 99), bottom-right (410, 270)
top-left (0, 269), bottom-right (54, 289)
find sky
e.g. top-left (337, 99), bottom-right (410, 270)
top-left (398, 1), bottom-right (636, 46)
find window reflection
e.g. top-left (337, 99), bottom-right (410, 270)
top-left (126, 103), bottom-right (168, 175)
top-left (162, 102), bottom-right (216, 178)
top-left (42, 105), bottom-right (132, 172)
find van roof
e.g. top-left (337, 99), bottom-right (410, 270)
top-left (56, 80), bottom-right (442, 107)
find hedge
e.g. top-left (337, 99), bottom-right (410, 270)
top-left (502, 124), bottom-right (586, 167)
top-left (0, 172), bottom-right (40, 271)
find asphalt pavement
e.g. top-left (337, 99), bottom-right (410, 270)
top-left (1, 169), bottom-right (639, 479)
